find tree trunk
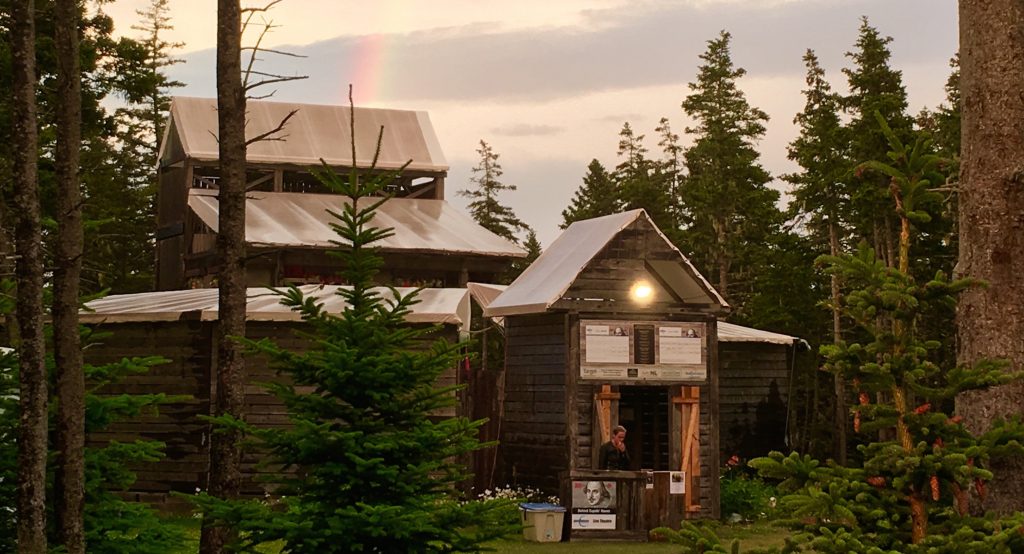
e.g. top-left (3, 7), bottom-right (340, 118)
top-left (10, 1), bottom-right (48, 552)
top-left (200, 1), bottom-right (247, 552)
top-left (828, 218), bottom-right (847, 464)
top-left (53, 1), bottom-right (85, 551)
top-left (956, 0), bottom-right (1024, 514)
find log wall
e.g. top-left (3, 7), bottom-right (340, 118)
top-left (498, 312), bottom-right (569, 491)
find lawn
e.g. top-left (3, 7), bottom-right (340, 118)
top-left (170, 519), bottom-right (788, 553)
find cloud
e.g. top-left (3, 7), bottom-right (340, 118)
top-left (490, 123), bottom-right (565, 137)
top-left (172, 0), bottom-right (955, 106)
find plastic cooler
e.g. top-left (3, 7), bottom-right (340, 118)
top-left (518, 503), bottom-right (566, 542)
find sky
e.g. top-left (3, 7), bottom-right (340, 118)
top-left (104, 0), bottom-right (959, 247)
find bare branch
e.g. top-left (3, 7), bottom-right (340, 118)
top-left (245, 75), bottom-right (308, 92)
top-left (241, 0), bottom-right (285, 14)
top-left (240, 46), bottom-right (306, 58)
top-left (245, 108), bottom-right (298, 146)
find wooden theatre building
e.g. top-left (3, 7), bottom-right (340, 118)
top-left (483, 209), bottom-right (740, 537)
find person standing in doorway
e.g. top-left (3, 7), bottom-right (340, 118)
top-left (598, 425), bottom-right (630, 470)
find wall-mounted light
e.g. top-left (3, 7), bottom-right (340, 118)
top-left (630, 280), bottom-right (653, 303)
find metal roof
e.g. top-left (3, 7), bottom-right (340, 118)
top-left (716, 321), bottom-right (798, 345)
top-left (188, 189), bottom-right (526, 257)
top-left (162, 96), bottom-right (448, 172)
top-left (484, 210), bottom-right (728, 317)
top-left (82, 286), bottom-right (471, 333)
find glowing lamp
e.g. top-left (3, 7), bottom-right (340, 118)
top-left (630, 281), bottom-right (653, 303)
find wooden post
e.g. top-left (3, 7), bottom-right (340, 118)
top-left (673, 385), bottom-right (701, 513)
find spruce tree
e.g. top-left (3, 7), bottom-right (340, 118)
top-left (679, 30), bottom-right (781, 307)
top-left (751, 117), bottom-right (1024, 552)
top-left (841, 17), bottom-right (913, 267)
top-left (194, 122), bottom-right (515, 553)
top-left (459, 140), bottom-right (528, 242)
top-left (560, 159), bottom-right (619, 228)
top-left (613, 122), bottom-right (674, 236)
top-left (784, 49), bottom-right (851, 460)
top-left (655, 117), bottom-right (684, 229)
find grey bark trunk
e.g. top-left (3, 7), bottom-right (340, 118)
top-left (53, 1), bottom-right (85, 552)
top-left (829, 218), bottom-right (847, 464)
top-left (200, 1), bottom-right (247, 552)
top-left (11, 1), bottom-right (48, 552)
top-left (956, 0), bottom-right (1024, 514)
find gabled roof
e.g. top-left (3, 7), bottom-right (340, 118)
top-left (160, 96), bottom-right (448, 173)
top-left (82, 286), bottom-right (472, 333)
top-left (485, 210), bottom-right (728, 317)
top-left (188, 189), bottom-right (526, 258)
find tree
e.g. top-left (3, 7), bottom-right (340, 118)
top-left (507, 227), bottom-right (542, 281)
top-left (459, 140), bottom-right (528, 242)
top-left (655, 116), bottom-right (684, 228)
top-left (752, 118), bottom-right (1024, 551)
top-left (52, 0), bottom-right (86, 551)
top-left (679, 30), bottom-right (781, 309)
top-left (200, 0), bottom-right (248, 552)
top-left (193, 104), bottom-right (516, 552)
top-left (784, 49), bottom-right (851, 462)
top-left (9, 0), bottom-right (48, 550)
top-left (841, 17), bottom-right (913, 267)
top-left (614, 122), bottom-right (674, 235)
top-left (560, 159), bottom-right (619, 228)
top-left (128, 0), bottom-right (184, 175)
top-left (956, 0), bottom-right (1024, 514)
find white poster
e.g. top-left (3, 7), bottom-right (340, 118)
top-left (659, 337), bottom-right (702, 365)
top-left (584, 325), bottom-right (630, 364)
top-left (670, 471), bottom-right (686, 495)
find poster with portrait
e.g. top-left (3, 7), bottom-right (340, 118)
top-left (570, 480), bottom-right (617, 530)
top-left (580, 320), bottom-right (707, 383)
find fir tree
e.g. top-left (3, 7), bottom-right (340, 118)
top-left (194, 121), bottom-right (516, 553)
top-left (751, 116), bottom-right (1024, 552)
top-left (614, 122), bottom-right (674, 236)
top-left (679, 30), bottom-right (781, 308)
top-left (508, 228), bottom-right (542, 281)
top-left (655, 117), bottom-right (684, 227)
top-left (841, 17), bottom-right (913, 267)
top-left (459, 140), bottom-right (528, 242)
top-left (784, 49), bottom-right (852, 459)
top-left (560, 159), bottom-right (619, 228)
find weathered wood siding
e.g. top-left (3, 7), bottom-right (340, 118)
top-left (499, 312), bottom-right (569, 491)
top-left (718, 342), bottom-right (790, 460)
top-left (86, 320), bottom-right (212, 512)
top-left (86, 318), bottom-right (463, 511)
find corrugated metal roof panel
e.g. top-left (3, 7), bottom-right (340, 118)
top-left (484, 210), bottom-right (727, 316)
top-left (717, 321), bottom-right (798, 345)
top-left (167, 96), bottom-right (448, 172)
top-left (82, 286), bottom-right (471, 332)
top-left (188, 189), bottom-right (526, 257)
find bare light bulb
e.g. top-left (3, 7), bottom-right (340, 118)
top-left (631, 281), bottom-right (653, 302)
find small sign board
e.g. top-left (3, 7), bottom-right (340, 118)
top-left (580, 320), bottom-right (707, 383)
top-left (571, 480), bottom-right (617, 530)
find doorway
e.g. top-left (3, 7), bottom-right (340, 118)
top-left (618, 386), bottom-right (671, 470)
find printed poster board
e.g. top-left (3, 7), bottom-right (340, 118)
top-left (571, 480), bottom-right (617, 530)
top-left (580, 319), bottom-right (707, 383)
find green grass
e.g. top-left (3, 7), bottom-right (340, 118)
top-left (166, 518), bottom-right (787, 553)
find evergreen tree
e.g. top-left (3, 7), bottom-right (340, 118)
top-left (194, 120), bottom-right (516, 553)
top-left (841, 17), bottom-right (913, 267)
top-left (560, 159), bottom-right (619, 228)
top-left (679, 30), bottom-right (781, 309)
top-left (508, 228), bottom-right (542, 281)
top-left (614, 122), bottom-right (674, 236)
top-left (459, 140), bottom-right (528, 242)
top-left (784, 49), bottom-right (851, 460)
top-left (655, 117), bottom-right (684, 228)
top-left (752, 117), bottom-right (1024, 552)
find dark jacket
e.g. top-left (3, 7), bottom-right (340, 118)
top-left (598, 441), bottom-right (630, 470)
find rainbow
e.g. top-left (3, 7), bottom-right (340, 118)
top-left (346, 33), bottom-right (387, 104)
